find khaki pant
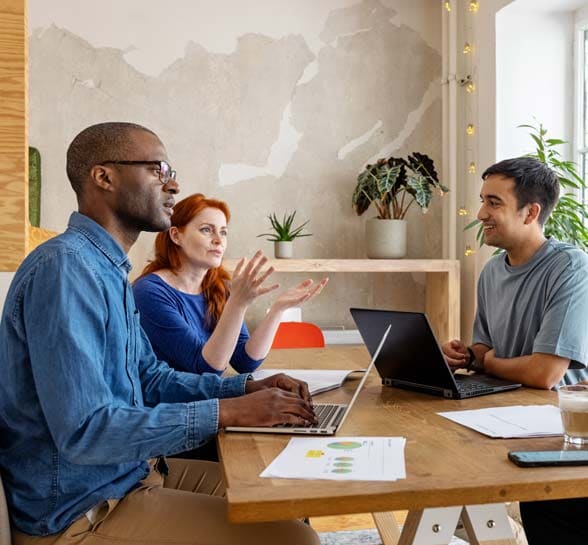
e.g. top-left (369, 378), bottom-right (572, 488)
top-left (13, 458), bottom-right (319, 545)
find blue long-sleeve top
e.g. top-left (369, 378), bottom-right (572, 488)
top-left (133, 273), bottom-right (263, 375)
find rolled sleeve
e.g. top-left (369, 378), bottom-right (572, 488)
top-left (219, 373), bottom-right (249, 398)
top-left (187, 399), bottom-right (219, 448)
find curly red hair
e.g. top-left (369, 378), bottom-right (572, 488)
top-left (138, 193), bottom-right (231, 327)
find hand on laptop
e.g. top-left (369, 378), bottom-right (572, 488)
top-left (218, 387), bottom-right (317, 428)
top-left (441, 339), bottom-right (469, 368)
top-left (246, 372), bottom-right (312, 403)
top-left (219, 374), bottom-right (316, 428)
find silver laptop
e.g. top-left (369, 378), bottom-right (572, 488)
top-left (225, 324), bottom-right (391, 435)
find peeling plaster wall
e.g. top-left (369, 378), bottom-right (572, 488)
top-left (29, 0), bottom-right (442, 330)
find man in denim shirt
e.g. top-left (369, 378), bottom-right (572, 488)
top-left (0, 122), bottom-right (318, 545)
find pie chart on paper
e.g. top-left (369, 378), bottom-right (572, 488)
top-left (327, 441), bottom-right (362, 450)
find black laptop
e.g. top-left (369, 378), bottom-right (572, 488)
top-left (350, 308), bottom-right (521, 399)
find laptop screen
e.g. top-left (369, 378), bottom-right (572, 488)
top-left (350, 308), bottom-right (458, 391)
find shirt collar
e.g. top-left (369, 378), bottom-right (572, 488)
top-left (67, 212), bottom-right (132, 272)
top-left (503, 237), bottom-right (553, 273)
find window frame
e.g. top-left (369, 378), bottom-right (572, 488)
top-left (574, 6), bottom-right (588, 205)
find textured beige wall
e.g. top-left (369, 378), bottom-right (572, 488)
top-left (29, 0), bottom-right (442, 330)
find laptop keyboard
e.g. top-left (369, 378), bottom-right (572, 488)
top-left (455, 381), bottom-right (493, 394)
top-left (274, 403), bottom-right (342, 429)
top-left (314, 404), bottom-right (340, 427)
top-left (454, 373), bottom-right (519, 396)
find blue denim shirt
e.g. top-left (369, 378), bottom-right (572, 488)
top-left (0, 212), bottom-right (248, 536)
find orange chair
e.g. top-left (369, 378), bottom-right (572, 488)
top-left (271, 321), bottom-right (325, 349)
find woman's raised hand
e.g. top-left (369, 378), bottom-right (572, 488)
top-left (271, 277), bottom-right (329, 312)
top-left (229, 251), bottom-right (280, 307)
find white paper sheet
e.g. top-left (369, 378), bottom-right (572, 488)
top-left (260, 436), bottom-right (406, 481)
top-left (437, 405), bottom-right (563, 438)
top-left (252, 369), bottom-right (365, 396)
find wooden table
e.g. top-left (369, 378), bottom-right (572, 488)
top-left (218, 346), bottom-right (587, 545)
top-left (223, 259), bottom-right (460, 341)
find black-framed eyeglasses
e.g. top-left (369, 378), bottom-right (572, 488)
top-left (101, 160), bottom-right (176, 185)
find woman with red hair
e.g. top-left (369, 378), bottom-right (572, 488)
top-left (133, 193), bottom-right (327, 376)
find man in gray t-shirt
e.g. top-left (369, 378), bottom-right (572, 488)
top-left (474, 237), bottom-right (588, 386)
top-left (441, 156), bottom-right (588, 545)
top-left (442, 157), bottom-right (588, 390)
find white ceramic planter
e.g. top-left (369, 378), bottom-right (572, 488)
top-left (274, 240), bottom-right (294, 259)
top-left (365, 218), bottom-right (407, 259)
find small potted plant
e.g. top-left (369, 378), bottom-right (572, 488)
top-left (257, 211), bottom-right (312, 258)
top-left (352, 152), bottom-right (448, 258)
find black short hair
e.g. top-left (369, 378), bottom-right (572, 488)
top-left (66, 122), bottom-right (158, 196)
top-left (482, 157), bottom-right (559, 226)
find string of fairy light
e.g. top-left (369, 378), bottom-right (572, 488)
top-left (445, 0), bottom-right (479, 257)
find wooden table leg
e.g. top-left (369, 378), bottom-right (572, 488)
top-left (372, 511), bottom-right (402, 545)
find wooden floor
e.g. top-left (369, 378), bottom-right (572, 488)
top-left (311, 511), bottom-right (407, 532)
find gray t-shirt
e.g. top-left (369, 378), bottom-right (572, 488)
top-left (473, 238), bottom-right (588, 385)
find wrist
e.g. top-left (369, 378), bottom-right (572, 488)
top-left (483, 351), bottom-right (494, 372)
top-left (465, 347), bottom-right (480, 372)
top-left (244, 374), bottom-right (257, 394)
top-left (218, 398), bottom-right (231, 428)
top-left (224, 296), bottom-right (248, 315)
top-left (266, 301), bottom-right (285, 316)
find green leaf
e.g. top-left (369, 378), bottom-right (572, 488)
top-left (530, 133), bottom-right (544, 151)
top-left (546, 138), bottom-right (567, 145)
top-left (407, 173), bottom-right (432, 210)
top-left (464, 218), bottom-right (480, 230)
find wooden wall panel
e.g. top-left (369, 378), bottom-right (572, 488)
top-left (0, 0), bottom-right (27, 271)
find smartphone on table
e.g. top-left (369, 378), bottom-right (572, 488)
top-left (508, 450), bottom-right (588, 467)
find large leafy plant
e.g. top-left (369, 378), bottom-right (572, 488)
top-left (466, 122), bottom-right (588, 251)
top-left (257, 211), bottom-right (312, 242)
top-left (352, 152), bottom-right (448, 220)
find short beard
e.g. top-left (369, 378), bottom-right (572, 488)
top-left (117, 208), bottom-right (171, 235)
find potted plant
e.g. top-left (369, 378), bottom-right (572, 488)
top-left (465, 122), bottom-right (588, 251)
top-left (257, 211), bottom-right (312, 258)
top-left (352, 152), bottom-right (448, 258)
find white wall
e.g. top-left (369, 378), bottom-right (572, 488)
top-left (28, 0), bottom-right (443, 330)
top-left (496, 4), bottom-right (575, 159)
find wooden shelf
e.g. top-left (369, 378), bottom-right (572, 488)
top-left (224, 258), bottom-right (460, 341)
top-left (223, 258), bottom-right (458, 273)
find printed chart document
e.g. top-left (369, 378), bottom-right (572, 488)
top-left (260, 436), bottom-right (406, 481)
top-left (438, 405), bottom-right (563, 438)
top-left (252, 369), bottom-right (365, 396)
